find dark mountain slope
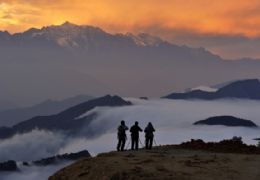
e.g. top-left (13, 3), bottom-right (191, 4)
top-left (164, 79), bottom-right (260, 100)
top-left (0, 95), bottom-right (93, 127)
top-left (0, 95), bottom-right (131, 139)
top-left (194, 116), bottom-right (258, 127)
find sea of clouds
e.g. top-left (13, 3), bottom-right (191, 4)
top-left (0, 98), bottom-right (260, 179)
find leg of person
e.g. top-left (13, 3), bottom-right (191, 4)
top-left (117, 139), bottom-right (121, 151)
top-left (145, 138), bottom-right (149, 149)
top-left (121, 138), bottom-right (126, 151)
top-left (136, 139), bottom-right (139, 150)
top-left (131, 138), bottom-right (134, 150)
top-left (149, 136), bottom-right (154, 149)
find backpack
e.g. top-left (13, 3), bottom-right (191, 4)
top-left (145, 126), bottom-right (154, 138)
top-left (118, 125), bottom-right (126, 138)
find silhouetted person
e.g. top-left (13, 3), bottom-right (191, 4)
top-left (145, 122), bottom-right (155, 149)
top-left (117, 120), bottom-right (128, 151)
top-left (130, 121), bottom-right (143, 150)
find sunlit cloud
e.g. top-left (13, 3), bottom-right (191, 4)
top-left (0, 0), bottom-right (259, 37)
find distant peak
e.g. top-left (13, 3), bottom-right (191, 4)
top-left (0, 30), bottom-right (10, 35)
top-left (126, 32), bottom-right (164, 46)
top-left (190, 86), bottom-right (218, 92)
top-left (231, 79), bottom-right (260, 85)
top-left (60, 21), bottom-right (77, 27)
top-left (217, 79), bottom-right (260, 93)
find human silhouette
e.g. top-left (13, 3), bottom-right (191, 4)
top-left (144, 122), bottom-right (155, 149)
top-left (117, 120), bottom-right (129, 151)
top-left (130, 121), bottom-right (143, 150)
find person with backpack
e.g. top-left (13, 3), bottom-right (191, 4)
top-left (130, 121), bottom-right (143, 150)
top-left (144, 122), bottom-right (155, 149)
top-left (117, 120), bottom-right (129, 151)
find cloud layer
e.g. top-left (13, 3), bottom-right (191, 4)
top-left (0, 98), bottom-right (260, 179)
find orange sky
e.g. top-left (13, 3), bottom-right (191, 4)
top-left (0, 0), bottom-right (260, 37)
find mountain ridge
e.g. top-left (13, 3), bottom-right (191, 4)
top-left (0, 95), bottom-right (132, 139)
top-left (163, 79), bottom-right (260, 100)
top-left (0, 22), bottom-right (168, 50)
top-left (0, 95), bottom-right (94, 127)
top-left (1, 22), bottom-right (260, 103)
top-left (0, 22), bottom-right (222, 61)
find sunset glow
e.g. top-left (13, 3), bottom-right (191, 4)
top-left (0, 0), bottom-right (259, 37)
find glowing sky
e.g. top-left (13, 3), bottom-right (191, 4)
top-left (0, 0), bottom-right (260, 58)
top-left (0, 0), bottom-right (259, 36)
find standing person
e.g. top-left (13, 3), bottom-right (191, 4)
top-left (130, 121), bottom-right (143, 150)
top-left (144, 122), bottom-right (155, 149)
top-left (117, 120), bottom-right (128, 151)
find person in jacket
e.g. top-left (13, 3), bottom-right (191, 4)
top-left (117, 120), bottom-right (129, 151)
top-left (130, 121), bottom-right (143, 150)
top-left (144, 122), bottom-right (155, 149)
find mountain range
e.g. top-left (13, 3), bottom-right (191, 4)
top-left (163, 79), bottom-right (260, 100)
top-left (0, 95), bottom-right (93, 127)
top-left (0, 95), bottom-right (131, 139)
top-left (0, 22), bottom-right (165, 50)
top-left (1, 22), bottom-right (260, 105)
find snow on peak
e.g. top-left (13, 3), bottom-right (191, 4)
top-left (60, 21), bottom-right (77, 28)
top-left (13, 23), bottom-right (167, 49)
top-left (191, 86), bottom-right (218, 92)
top-left (27, 22), bottom-right (107, 49)
top-left (126, 33), bottom-right (164, 46)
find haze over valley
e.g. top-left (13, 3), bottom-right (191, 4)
top-left (1, 95), bottom-right (260, 180)
top-left (1, 22), bottom-right (260, 106)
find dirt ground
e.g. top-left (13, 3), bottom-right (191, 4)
top-left (49, 145), bottom-right (260, 180)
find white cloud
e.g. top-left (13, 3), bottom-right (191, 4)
top-left (1, 98), bottom-right (260, 180)
top-left (0, 130), bottom-right (66, 162)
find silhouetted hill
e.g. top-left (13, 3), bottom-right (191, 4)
top-left (0, 160), bottom-right (17, 172)
top-left (33, 150), bottom-right (91, 166)
top-left (0, 150), bottom-right (91, 172)
top-left (163, 79), bottom-right (260, 100)
top-left (0, 95), bottom-right (131, 139)
top-left (0, 95), bottom-right (93, 127)
top-left (193, 116), bottom-right (258, 127)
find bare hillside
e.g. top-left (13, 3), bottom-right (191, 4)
top-left (49, 140), bottom-right (260, 180)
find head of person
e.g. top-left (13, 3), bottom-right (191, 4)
top-left (148, 122), bottom-right (152, 126)
top-left (121, 120), bottom-right (125, 125)
top-left (135, 121), bottom-right (138, 126)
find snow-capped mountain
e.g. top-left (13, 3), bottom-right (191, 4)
top-left (126, 32), bottom-right (164, 47)
top-left (0, 22), bottom-right (166, 50)
top-left (1, 22), bottom-right (260, 105)
top-left (190, 86), bottom-right (218, 92)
